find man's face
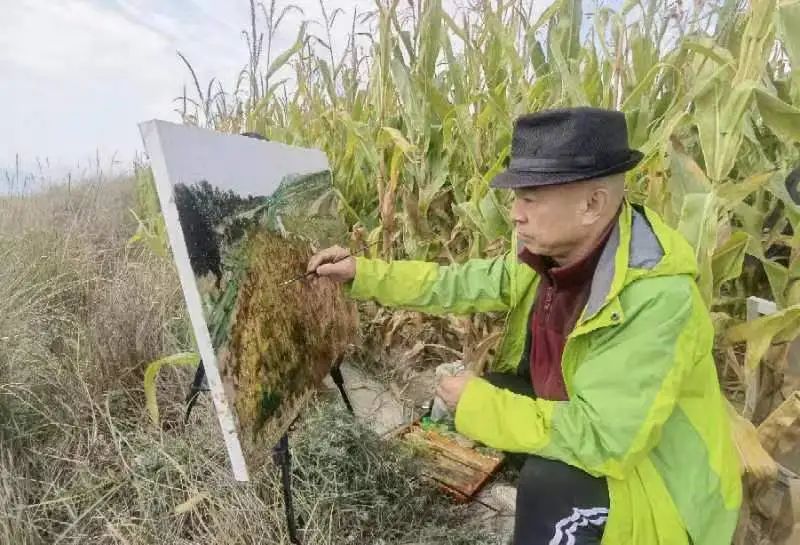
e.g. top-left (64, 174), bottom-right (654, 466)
top-left (510, 183), bottom-right (590, 258)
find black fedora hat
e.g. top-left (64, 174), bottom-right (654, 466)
top-left (490, 107), bottom-right (643, 189)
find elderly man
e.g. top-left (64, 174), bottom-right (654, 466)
top-left (308, 108), bottom-right (741, 545)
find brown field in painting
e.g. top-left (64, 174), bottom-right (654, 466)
top-left (221, 230), bottom-right (357, 460)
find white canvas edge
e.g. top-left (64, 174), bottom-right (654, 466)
top-left (138, 120), bottom-right (250, 482)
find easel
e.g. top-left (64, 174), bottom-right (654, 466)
top-left (184, 354), bottom-right (353, 545)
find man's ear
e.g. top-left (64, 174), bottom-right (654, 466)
top-left (583, 185), bottom-right (609, 225)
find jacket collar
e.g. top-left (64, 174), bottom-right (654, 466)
top-left (512, 199), bottom-right (695, 331)
top-left (582, 200), bottom-right (666, 324)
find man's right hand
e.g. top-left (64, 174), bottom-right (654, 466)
top-left (306, 245), bottom-right (356, 283)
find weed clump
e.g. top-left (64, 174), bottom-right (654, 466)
top-left (290, 402), bottom-right (501, 545)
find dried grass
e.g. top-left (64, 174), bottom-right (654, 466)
top-left (0, 178), bottom-right (497, 544)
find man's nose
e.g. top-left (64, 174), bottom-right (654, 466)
top-left (510, 199), bottom-right (525, 224)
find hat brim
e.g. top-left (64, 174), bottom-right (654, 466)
top-left (490, 150), bottom-right (643, 189)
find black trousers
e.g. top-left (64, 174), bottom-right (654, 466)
top-left (484, 373), bottom-right (609, 545)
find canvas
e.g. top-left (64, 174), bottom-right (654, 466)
top-left (139, 120), bottom-right (356, 480)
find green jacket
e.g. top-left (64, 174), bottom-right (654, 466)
top-left (346, 201), bottom-right (741, 545)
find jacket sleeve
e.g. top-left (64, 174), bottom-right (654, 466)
top-left (454, 276), bottom-right (701, 479)
top-left (344, 252), bottom-right (515, 315)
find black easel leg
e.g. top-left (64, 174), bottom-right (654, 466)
top-left (273, 433), bottom-right (301, 544)
top-left (329, 355), bottom-right (353, 414)
top-left (184, 361), bottom-right (209, 424)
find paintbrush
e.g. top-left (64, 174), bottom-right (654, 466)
top-left (279, 239), bottom-right (382, 287)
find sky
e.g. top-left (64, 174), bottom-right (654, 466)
top-left (2, 0), bottom-right (616, 188)
top-left (1, 0), bottom-right (374, 185)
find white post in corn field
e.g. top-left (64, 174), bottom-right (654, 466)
top-left (744, 297), bottom-right (778, 419)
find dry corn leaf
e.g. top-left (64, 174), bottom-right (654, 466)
top-left (758, 392), bottom-right (800, 459)
top-left (786, 479), bottom-right (800, 544)
top-left (726, 399), bottom-right (778, 481)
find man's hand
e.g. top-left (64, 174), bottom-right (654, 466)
top-left (436, 371), bottom-right (476, 410)
top-left (307, 245), bottom-right (356, 283)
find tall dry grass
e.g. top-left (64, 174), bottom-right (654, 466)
top-left (0, 179), bottom-right (211, 543)
top-left (0, 179), bottom-right (495, 544)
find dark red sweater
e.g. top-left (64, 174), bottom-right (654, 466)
top-left (518, 222), bottom-right (615, 400)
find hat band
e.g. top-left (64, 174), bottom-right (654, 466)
top-left (509, 150), bottom-right (632, 173)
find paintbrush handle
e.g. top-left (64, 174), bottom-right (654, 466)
top-left (342, 238), bottom-right (382, 260)
top-left (306, 239), bottom-right (380, 275)
top-left (282, 239), bottom-right (381, 286)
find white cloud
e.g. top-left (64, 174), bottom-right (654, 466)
top-left (1, 0), bottom-right (181, 178)
top-left (0, 0), bottom-right (386, 181)
top-left (0, 0), bottom-right (531, 183)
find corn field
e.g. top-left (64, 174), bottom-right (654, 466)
top-left (136, 0), bottom-right (800, 542)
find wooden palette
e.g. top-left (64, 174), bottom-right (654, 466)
top-left (394, 421), bottom-right (504, 502)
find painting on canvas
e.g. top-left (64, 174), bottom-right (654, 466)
top-left (139, 120), bottom-right (355, 480)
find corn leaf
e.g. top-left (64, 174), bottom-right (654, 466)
top-left (727, 304), bottom-right (800, 370)
top-left (677, 193), bottom-right (718, 305)
top-left (683, 37), bottom-right (737, 67)
top-left (763, 260), bottom-right (789, 308)
top-left (265, 22), bottom-right (308, 82)
top-left (716, 172), bottom-right (774, 213)
top-left (778, 2), bottom-right (800, 68)
top-left (477, 190), bottom-right (512, 241)
top-left (754, 89), bottom-right (800, 142)
top-left (694, 81), bottom-right (756, 182)
top-left (668, 144), bottom-right (712, 202)
top-left (712, 231), bottom-right (750, 298)
top-left (144, 352), bottom-right (201, 426)
top-left (381, 126), bottom-right (415, 155)
top-left (726, 398), bottom-right (778, 481)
